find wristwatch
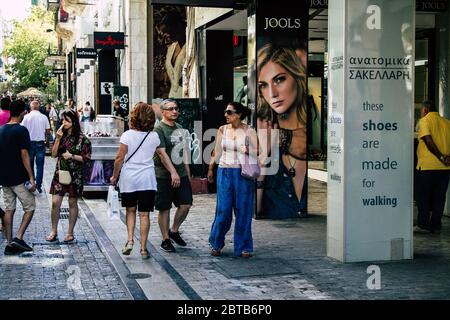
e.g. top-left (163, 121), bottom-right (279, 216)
top-left (71, 154), bottom-right (75, 160)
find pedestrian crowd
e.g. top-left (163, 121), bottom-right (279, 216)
top-left (0, 94), bottom-right (259, 259)
top-left (1, 92), bottom-right (449, 258)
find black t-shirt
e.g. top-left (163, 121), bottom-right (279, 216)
top-left (0, 124), bottom-right (31, 186)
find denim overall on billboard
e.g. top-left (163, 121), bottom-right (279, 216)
top-left (261, 148), bottom-right (307, 219)
top-left (209, 167), bottom-right (254, 256)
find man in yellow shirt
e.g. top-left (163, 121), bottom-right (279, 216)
top-left (415, 101), bottom-right (450, 234)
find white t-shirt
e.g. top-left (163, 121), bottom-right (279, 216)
top-left (21, 110), bottom-right (50, 141)
top-left (49, 107), bottom-right (58, 121)
top-left (118, 129), bottom-right (160, 193)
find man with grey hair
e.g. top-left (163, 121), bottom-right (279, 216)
top-left (154, 98), bottom-right (193, 253)
top-left (21, 100), bottom-right (51, 193)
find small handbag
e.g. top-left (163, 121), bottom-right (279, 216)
top-left (240, 136), bottom-right (260, 180)
top-left (58, 160), bottom-right (72, 185)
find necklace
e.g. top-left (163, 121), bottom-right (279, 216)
top-left (287, 155), bottom-right (296, 177)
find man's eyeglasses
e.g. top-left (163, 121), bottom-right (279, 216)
top-left (163, 106), bottom-right (179, 112)
top-left (224, 109), bottom-right (237, 115)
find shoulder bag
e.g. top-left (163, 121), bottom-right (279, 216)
top-left (58, 160), bottom-right (72, 185)
top-left (240, 135), bottom-right (260, 180)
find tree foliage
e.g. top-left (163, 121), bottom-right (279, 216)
top-left (2, 6), bottom-right (57, 93)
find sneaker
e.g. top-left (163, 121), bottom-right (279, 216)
top-left (37, 187), bottom-right (42, 194)
top-left (413, 226), bottom-right (429, 234)
top-left (169, 230), bottom-right (187, 246)
top-left (160, 239), bottom-right (176, 253)
top-left (4, 244), bottom-right (24, 255)
top-left (11, 238), bottom-right (33, 252)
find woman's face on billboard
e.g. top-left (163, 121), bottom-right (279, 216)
top-left (258, 60), bottom-right (297, 115)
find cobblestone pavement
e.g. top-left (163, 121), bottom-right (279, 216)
top-left (0, 160), bottom-right (130, 300)
top-left (2, 156), bottom-right (450, 300)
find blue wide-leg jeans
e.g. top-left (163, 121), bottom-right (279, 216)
top-left (209, 167), bottom-right (254, 256)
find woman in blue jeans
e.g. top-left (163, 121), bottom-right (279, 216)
top-left (207, 102), bottom-right (258, 258)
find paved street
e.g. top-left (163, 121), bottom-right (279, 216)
top-left (0, 158), bottom-right (130, 300)
top-left (1, 156), bottom-right (450, 300)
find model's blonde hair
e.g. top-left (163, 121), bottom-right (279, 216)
top-left (257, 44), bottom-right (307, 125)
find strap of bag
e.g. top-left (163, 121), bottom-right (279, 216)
top-left (124, 131), bottom-right (151, 164)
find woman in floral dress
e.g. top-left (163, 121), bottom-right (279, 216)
top-left (46, 109), bottom-right (91, 243)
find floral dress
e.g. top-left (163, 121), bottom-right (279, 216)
top-left (50, 134), bottom-right (92, 197)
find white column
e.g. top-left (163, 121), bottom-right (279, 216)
top-left (445, 11), bottom-right (450, 216)
top-left (126, 0), bottom-right (147, 105)
top-left (327, 0), bottom-right (415, 262)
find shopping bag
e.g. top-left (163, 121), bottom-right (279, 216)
top-left (107, 185), bottom-right (120, 220)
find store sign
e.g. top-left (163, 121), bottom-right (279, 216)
top-left (327, 0), bottom-right (414, 262)
top-left (416, 0), bottom-right (447, 11)
top-left (94, 32), bottom-right (125, 49)
top-left (76, 48), bottom-right (97, 59)
top-left (52, 69), bottom-right (66, 74)
top-left (100, 82), bottom-right (114, 95)
top-left (309, 0), bottom-right (447, 11)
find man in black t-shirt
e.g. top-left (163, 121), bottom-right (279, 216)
top-left (0, 99), bottom-right (36, 255)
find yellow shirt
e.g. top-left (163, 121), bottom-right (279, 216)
top-left (417, 112), bottom-right (450, 170)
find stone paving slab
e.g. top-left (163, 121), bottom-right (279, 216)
top-left (142, 185), bottom-right (450, 300)
top-left (0, 159), bottom-right (130, 300)
top-left (4, 156), bottom-right (450, 300)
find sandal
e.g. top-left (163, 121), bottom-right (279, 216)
top-left (122, 240), bottom-right (134, 255)
top-left (46, 233), bottom-right (58, 242)
top-left (241, 251), bottom-right (252, 258)
top-left (141, 249), bottom-right (150, 260)
top-left (211, 249), bottom-right (221, 257)
top-left (63, 234), bottom-right (76, 243)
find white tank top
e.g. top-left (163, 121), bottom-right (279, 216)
top-left (219, 125), bottom-right (243, 168)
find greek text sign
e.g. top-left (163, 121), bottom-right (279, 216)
top-left (328, 0), bottom-right (414, 262)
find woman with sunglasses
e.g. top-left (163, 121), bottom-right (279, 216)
top-left (207, 102), bottom-right (258, 258)
top-left (46, 109), bottom-right (91, 243)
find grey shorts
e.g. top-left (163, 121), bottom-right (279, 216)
top-left (2, 184), bottom-right (36, 212)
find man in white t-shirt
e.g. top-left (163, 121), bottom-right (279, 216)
top-left (21, 100), bottom-right (51, 193)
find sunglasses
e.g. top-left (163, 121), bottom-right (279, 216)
top-left (224, 109), bottom-right (237, 115)
top-left (163, 106), bottom-right (179, 112)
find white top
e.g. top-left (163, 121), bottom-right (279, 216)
top-left (49, 107), bottom-right (58, 121)
top-left (21, 110), bottom-right (50, 142)
top-left (118, 129), bottom-right (160, 193)
top-left (83, 107), bottom-right (91, 118)
top-left (219, 125), bottom-right (244, 168)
